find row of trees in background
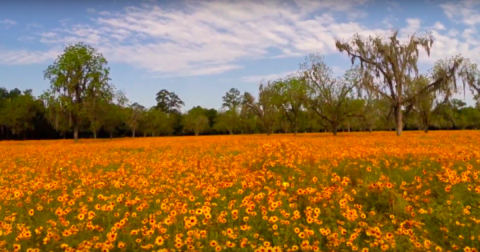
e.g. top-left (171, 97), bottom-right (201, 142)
top-left (1, 30), bottom-right (480, 141)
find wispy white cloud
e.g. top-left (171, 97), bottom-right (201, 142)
top-left (2, 0), bottom-right (480, 79)
top-left (0, 0), bottom-right (378, 74)
top-left (240, 65), bottom-right (348, 83)
top-left (241, 70), bottom-right (299, 83)
top-left (0, 48), bottom-right (61, 65)
top-left (0, 19), bottom-right (17, 26)
top-left (441, 0), bottom-right (480, 26)
top-left (26, 23), bottom-right (44, 30)
top-left (432, 22), bottom-right (446, 30)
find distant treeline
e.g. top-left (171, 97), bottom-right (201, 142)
top-left (1, 30), bottom-right (480, 141)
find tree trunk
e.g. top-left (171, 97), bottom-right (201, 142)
top-left (294, 116), bottom-right (298, 136)
top-left (423, 117), bottom-right (429, 133)
top-left (229, 130), bottom-right (233, 135)
top-left (332, 122), bottom-right (338, 136)
top-left (195, 131), bottom-right (199, 136)
top-left (93, 132), bottom-right (97, 139)
top-left (73, 123), bottom-right (79, 142)
top-left (110, 132), bottom-right (113, 139)
top-left (369, 126), bottom-right (373, 133)
top-left (143, 132), bottom-right (147, 137)
top-left (394, 106), bottom-right (403, 136)
top-left (132, 128), bottom-right (136, 138)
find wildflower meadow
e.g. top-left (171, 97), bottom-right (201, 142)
top-left (1, 131), bottom-right (480, 252)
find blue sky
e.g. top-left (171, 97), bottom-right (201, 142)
top-left (1, 0), bottom-right (479, 111)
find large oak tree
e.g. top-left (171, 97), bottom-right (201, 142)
top-left (335, 30), bottom-right (476, 136)
top-left (43, 42), bottom-right (113, 142)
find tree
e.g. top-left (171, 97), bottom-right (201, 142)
top-left (270, 75), bottom-right (305, 135)
top-left (0, 87), bottom-right (10, 140)
top-left (39, 90), bottom-right (72, 139)
top-left (242, 85), bottom-right (278, 135)
top-left (103, 90), bottom-right (129, 138)
top-left (357, 87), bottom-right (379, 132)
top-left (203, 108), bottom-right (218, 130)
top-left (214, 109), bottom-right (238, 135)
top-left (183, 106), bottom-right (209, 136)
top-left (238, 100), bottom-right (257, 134)
top-left (220, 88), bottom-right (242, 134)
top-left (301, 54), bottom-right (361, 136)
top-left (405, 75), bottom-right (437, 133)
top-left (144, 107), bottom-right (172, 136)
top-left (222, 88), bottom-right (242, 110)
top-left (43, 42), bottom-right (112, 142)
top-left (335, 30), bottom-right (473, 136)
top-left (126, 102), bottom-right (145, 138)
top-left (1, 90), bottom-right (39, 139)
top-left (84, 78), bottom-right (114, 138)
top-left (155, 89), bottom-right (185, 114)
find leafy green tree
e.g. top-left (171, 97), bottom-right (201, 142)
top-left (1, 90), bottom-right (39, 139)
top-left (126, 102), bottom-right (145, 138)
top-left (301, 54), bottom-right (361, 136)
top-left (84, 79), bottom-right (114, 138)
top-left (183, 106), bottom-right (209, 136)
top-left (238, 100), bottom-right (257, 134)
top-left (144, 107), bottom-right (172, 136)
top-left (270, 75), bottom-right (305, 135)
top-left (0, 87), bottom-right (10, 140)
top-left (406, 75), bottom-right (436, 133)
top-left (242, 84), bottom-right (278, 135)
top-left (459, 107), bottom-right (480, 129)
top-left (103, 90), bottom-right (129, 138)
top-left (357, 88), bottom-right (379, 133)
top-left (220, 88), bottom-right (241, 134)
top-left (203, 108), bottom-right (218, 131)
top-left (222, 88), bottom-right (242, 110)
top-left (155, 89), bottom-right (185, 113)
top-left (39, 90), bottom-right (72, 139)
top-left (214, 109), bottom-right (238, 135)
top-left (43, 42), bottom-right (112, 142)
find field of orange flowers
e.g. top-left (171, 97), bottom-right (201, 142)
top-left (1, 131), bottom-right (480, 252)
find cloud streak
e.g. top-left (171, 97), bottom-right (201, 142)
top-left (0, 19), bottom-right (17, 26)
top-left (241, 70), bottom-right (300, 83)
